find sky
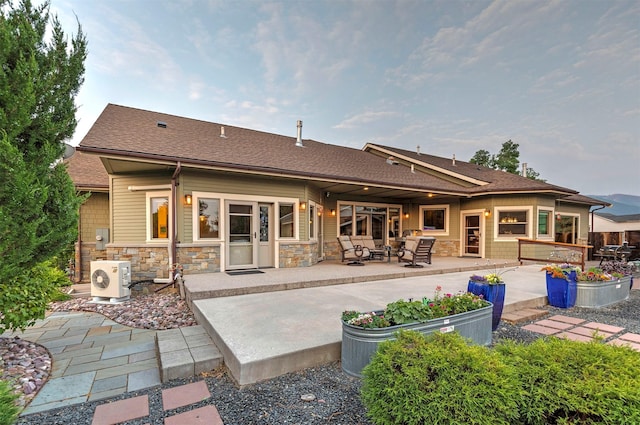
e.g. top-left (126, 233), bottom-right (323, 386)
top-left (49, 0), bottom-right (639, 196)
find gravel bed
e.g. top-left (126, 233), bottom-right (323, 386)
top-left (7, 290), bottom-right (640, 425)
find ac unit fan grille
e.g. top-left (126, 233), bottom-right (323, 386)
top-left (92, 269), bottom-right (110, 289)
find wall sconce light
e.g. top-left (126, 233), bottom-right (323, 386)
top-left (556, 213), bottom-right (562, 220)
top-left (484, 209), bottom-right (490, 217)
top-left (317, 210), bottom-right (322, 217)
top-left (184, 194), bottom-right (192, 205)
top-left (330, 209), bottom-right (336, 216)
top-left (300, 201), bottom-right (306, 211)
top-left (404, 212), bottom-right (410, 219)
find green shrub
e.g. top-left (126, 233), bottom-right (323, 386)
top-left (361, 331), bottom-right (520, 425)
top-left (496, 337), bottom-right (640, 425)
top-left (0, 260), bottom-right (72, 332)
top-left (0, 379), bottom-right (19, 425)
top-left (361, 332), bottom-right (640, 425)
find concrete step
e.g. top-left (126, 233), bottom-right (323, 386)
top-left (502, 308), bottom-right (549, 325)
top-left (156, 326), bottom-right (223, 382)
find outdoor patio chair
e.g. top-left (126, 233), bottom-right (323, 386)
top-left (397, 236), bottom-right (435, 268)
top-left (337, 236), bottom-right (370, 266)
top-left (359, 235), bottom-right (387, 260)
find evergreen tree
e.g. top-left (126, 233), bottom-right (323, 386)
top-left (0, 0), bottom-right (87, 331)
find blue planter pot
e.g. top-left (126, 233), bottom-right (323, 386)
top-left (467, 281), bottom-right (505, 331)
top-left (545, 274), bottom-right (577, 308)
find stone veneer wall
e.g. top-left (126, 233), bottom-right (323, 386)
top-left (279, 241), bottom-right (317, 268)
top-left (77, 242), bottom-right (108, 283)
top-left (107, 245), bottom-right (171, 281)
top-left (176, 245), bottom-right (221, 274)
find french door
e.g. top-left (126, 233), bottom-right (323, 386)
top-left (226, 201), bottom-right (274, 270)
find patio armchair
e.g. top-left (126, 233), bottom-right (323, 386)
top-left (359, 235), bottom-right (387, 260)
top-left (397, 236), bottom-right (435, 268)
top-left (337, 236), bottom-right (370, 266)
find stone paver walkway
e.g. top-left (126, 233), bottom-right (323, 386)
top-left (522, 314), bottom-right (640, 350)
top-left (1, 311), bottom-right (161, 415)
top-left (91, 381), bottom-right (223, 424)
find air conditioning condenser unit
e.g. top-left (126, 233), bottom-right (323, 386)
top-left (90, 260), bottom-right (131, 302)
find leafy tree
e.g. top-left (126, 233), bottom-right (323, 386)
top-left (469, 149), bottom-right (492, 167)
top-left (470, 140), bottom-right (545, 181)
top-left (0, 0), bottom-right (87, 332)
top-left (493, 139), bottom-right (520, 174)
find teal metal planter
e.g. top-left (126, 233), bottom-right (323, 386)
top-left (575, 276), bottom-right (631, 308)
top-left (341, 303), bottom-right (493, 378)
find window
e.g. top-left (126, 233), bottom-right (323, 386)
top-left (338, 202), bottom-right (402, 243)
top-left (496, 208), bottom-right (531, 239)
top-left (147, 192), bottom-right (170, 241)
top-left (419, 205), bottom-right (449, 234)
top-left (197, 198), bottom-right (220, 239)
top-left (537, 209), bottom-right (552, 238)
top-left (309, 203), bottom-right (315, 239)
top-left (279, 203), bottom-right (294, 238)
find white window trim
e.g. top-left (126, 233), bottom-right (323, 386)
top-left (419, 204), bottom-right (450, 236)
top-left (192, 193), bottom-right (223, 242)
top-left (146, 191), bottom-right (172, 243)
top-left (536, 207), bottom-right (554, 240)
top-left (494, 206), bottom-right (533, 241)
top-left (555, 211), bottom-right (581, 241)
top-left (309, 200), bottom-right (319, 241)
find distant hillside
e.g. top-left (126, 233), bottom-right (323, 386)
top-left (588, 194), bottom-right (640, 216)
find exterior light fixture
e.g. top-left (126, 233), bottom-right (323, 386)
top-left (184, 194), bottom-right (192, 205)
top-left (404, 212), bottom-right (410, 219)
top-left (363, 187), bottom-right (369, 191)
top-left (300, 202), bottom-right (306, 211)
top-left (330, 209), bottom-right (336, 216)
top-left (484, 209), bottom-right (490, 217)
top-left (556, 213), bottom-right (562, 220)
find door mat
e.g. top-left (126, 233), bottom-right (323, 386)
top-left (226, 270), bottom-right (265, 276)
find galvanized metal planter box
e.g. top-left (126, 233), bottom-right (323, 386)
top-left (341, 303), bottom-right (493, 378)
top-left (575, 276), bottom-right (631, 308)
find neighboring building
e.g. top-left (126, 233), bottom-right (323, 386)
top-left (73, 104), bottom-right (607, 281)
top-left (65, 151), bottom-right (110, 282)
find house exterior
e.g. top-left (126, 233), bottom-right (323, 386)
top-left (74, 104), bottom-right (607, 281)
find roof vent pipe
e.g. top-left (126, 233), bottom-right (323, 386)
top-left (296, 120), bottom-right (303, 147)
top-left (452, 154), bottom-right (456, 166)
top-left (416, 145), bottom-right (421, 155)
top-left (220, 126), bottom-right (227, 138)
top-left (521, 162), bottom-right (527, 176)
top-left (411, 164), bottom-right (415, 173)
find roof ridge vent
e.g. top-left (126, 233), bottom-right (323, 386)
top-left (157, 121), bottom-right (167, 128)
top-left (220, 126), bottom-right (227, 138)
top-left (296, 120), bottom-right (303, 147)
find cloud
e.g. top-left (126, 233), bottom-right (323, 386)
top-left (333, 111), bottom-right (400, 129)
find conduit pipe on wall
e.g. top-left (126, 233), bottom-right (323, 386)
top-left (154, 162), bottom-right (182, 284)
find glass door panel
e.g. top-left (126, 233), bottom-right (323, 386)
top-left (464, 214), bottom-right (481, 256)
top-left (228, 202), bottom-right (256, 268)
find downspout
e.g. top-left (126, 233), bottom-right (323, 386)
top-left (75, 208), bottom-right (82, 283)
top-left (154, 162), bottom-right (181, 284)
top-left (590, 204), bottom-right (607, 260)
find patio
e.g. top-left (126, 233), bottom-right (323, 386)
top-left (184, 257), bottom-right (557, 386)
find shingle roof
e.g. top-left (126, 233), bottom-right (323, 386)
top-left (366, 144), bottom-right (578, 195)
top-left (64, 150), bottom-right (109, 190)
top-left (78, 104), bottom-right (580, 198)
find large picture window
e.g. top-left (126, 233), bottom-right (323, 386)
top-left (338, 202), bottom-right (401, 243)
top-left (496, 208), bottom-right (531, 239)
top-left (419, 205), bottom-right (449, 234)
